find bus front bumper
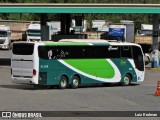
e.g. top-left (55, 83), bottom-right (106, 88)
top-left (0, 44), bottom-right (9, 49)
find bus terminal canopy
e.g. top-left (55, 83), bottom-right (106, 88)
top-left (1, 3), bottom-right (160, 14)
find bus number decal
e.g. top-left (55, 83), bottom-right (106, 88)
top-left (40, 65), bottom-right (48, 69)
top-left (120, 60), bottom-right (126, 65)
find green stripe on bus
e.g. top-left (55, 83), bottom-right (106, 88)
top-left (64, 59), bottom-right (115, 78)
top-left (44, 42), bottom-right (89, 46)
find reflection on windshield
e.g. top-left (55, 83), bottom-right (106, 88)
top-left (0, 31), bottom-right (7, 37)
top-left (28, 30), bottom-right (41, 36)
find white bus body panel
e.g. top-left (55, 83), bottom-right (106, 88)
top-left (11, 44), bottom-right (39, 84)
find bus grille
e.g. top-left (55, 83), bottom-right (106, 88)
top-left (0, 39), bottom-right (5, 44)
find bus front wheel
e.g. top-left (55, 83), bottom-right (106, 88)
top-left (71, 76), bottom-right (80, 89)
top-left (59, 76), bottom-right (68, 89)
top-left (121, 74), bottom-right (131, 86)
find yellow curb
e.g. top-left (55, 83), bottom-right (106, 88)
top-left (150, 68), bottom-right (158, 70)
top-left (150, 67), bottom-right (160, 70)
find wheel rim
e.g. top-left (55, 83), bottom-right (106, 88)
top-left (61, 79), bottom-right (67, 87)
top-left (124, 76), bottom-right (130, 85)
top-left (73, 79), bottom-right (79, 87)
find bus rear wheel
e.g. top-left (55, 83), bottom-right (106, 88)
top-left (59, 76), bottom-right (68, 89)
top-left (71, 76), bottom-right (80, 89)
top-left (121, 74), bottom-right (131, 86)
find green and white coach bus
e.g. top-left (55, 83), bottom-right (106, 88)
top-left (11, 40), bottom-right (145, 89)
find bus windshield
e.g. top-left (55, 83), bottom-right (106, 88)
top-left (27, 30), bottom-right (41, 36)
top-left (132, 46), bottom-right (144, 71)
top-left (0, 31), bottom-right (7, 37)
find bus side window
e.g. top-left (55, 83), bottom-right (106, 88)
top-left (38, 46), bottom-right (49, 59)
top-left (52, 48), bottom-right (61, 59)
top-left (95, 46), bottom-right (120, 58)
top-left (51, 46), bottom-right (70, 59)
top-left (82, 46), bottom-right (94, 58)
top-left (47, 47), bottom-right (57, 59)
top-left (106, 46), bottom-right (121, 58)
top-left (121, 46), bottom-right (132, 58)
top-left (95, 46), bottom-right (108, 58)
top-left (69, 46), bottom-right (83, 59)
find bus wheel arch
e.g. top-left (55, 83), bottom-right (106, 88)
top-left (71, 74), bottom-right (81, 89)
top-left (121, 73), bottom-right (132, 86)
top-left (59, 75), bottom-right (69, 89)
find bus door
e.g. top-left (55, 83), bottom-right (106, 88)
top-left (120, 46), bottom-right (132, 73)
top-left (132, 46), bottom-right (144, 71)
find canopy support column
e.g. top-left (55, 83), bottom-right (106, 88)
top-left (40, 13), bottom-right (49, 41)
top-left (152, 14), bottom-right (159, 68)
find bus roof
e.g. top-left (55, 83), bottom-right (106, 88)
top-left (59, 39), bottom-right (141, 47)
top-left (14, 40), bottom-right (141, 47)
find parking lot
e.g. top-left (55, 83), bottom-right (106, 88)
top-left (0, 50), bottom-right (160, 120)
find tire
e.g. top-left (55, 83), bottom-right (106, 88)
top-left (59, 76), bottom-right (68, 89)
top-left (71, 76), bottom-right (80, 89)
top-left (121, 74), bottom-right (131, 86)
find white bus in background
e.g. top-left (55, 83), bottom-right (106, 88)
top-left (27, 22), bottom-right (61, 41)
top-left (137, 24), bottom-right (153, 36)
top-left (70, 19), bottom-right (87, 33)
top-left (26, 23), bottom-right (41, 42)
top-left (0, 25), bottom-right (11, 49)
top-left (92, 20), bottom-right (109, 32)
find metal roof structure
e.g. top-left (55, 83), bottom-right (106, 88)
top-left (0, 3), bottom-right (160, 13)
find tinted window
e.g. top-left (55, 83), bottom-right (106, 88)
top-left (39, 46), bottom-right (70, 59)
top-left (38, 46), bottom-right (49, 59)
top-left (51, 46), bottom-right (70, 59)
top-left (106, 46), bottom-right (121, 58)
top-left (95, 46), bottom-right (108, 58)
top-left (95, 46), bottom-right (120, 58)
top-left (69, 46), bottom-right (83, 58)
top-left (121, 46), bottom-right (132, 58)
top-left (13, 43), bottom-right (34, 55)
top-left (38, 45), bottom-right (121, 59)
top-left (82, 46), bottom-right (95, 58)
